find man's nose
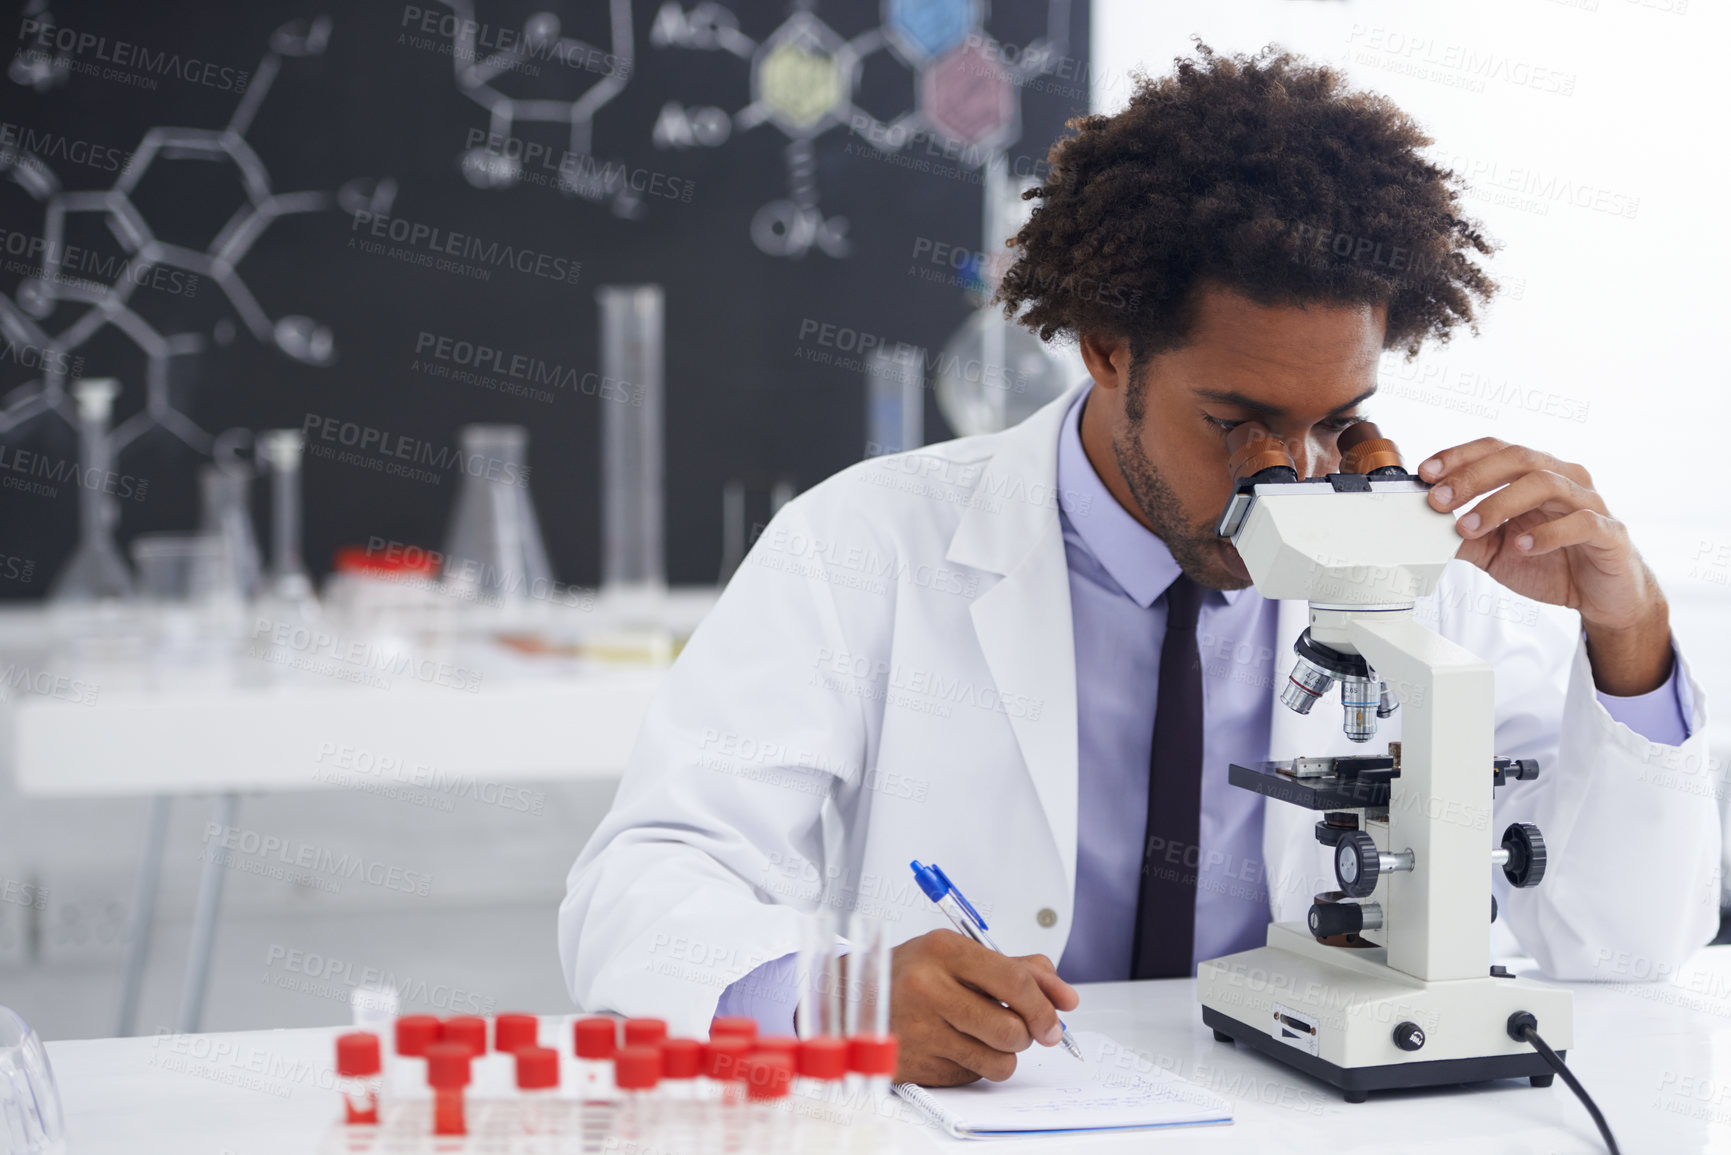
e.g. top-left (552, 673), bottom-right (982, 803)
top-left (1289, 435), bottom-right (1341, 480)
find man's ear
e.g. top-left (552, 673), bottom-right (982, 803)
top-left (1078, 331), bottom-right (1133, 393)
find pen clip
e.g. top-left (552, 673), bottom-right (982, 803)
top-left (931, 864), bottom-right (988, 932)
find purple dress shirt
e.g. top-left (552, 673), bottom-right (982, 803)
top-left (713, 386), bottom-right (1691, 1028)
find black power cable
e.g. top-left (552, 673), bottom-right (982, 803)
top-left (1507, 1011), bottom-right (1620, 1155)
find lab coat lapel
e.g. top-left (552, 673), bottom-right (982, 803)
top-left (947, 385), bottom-right (1086, 897)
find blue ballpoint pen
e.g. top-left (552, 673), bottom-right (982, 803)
top-left (910, 860), bottom-right (1084, 1061)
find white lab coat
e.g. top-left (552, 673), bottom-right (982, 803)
top-left (560, 383), bottom-right (1719, 1035)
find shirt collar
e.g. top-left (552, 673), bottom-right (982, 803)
top-left (1056, 385), bottom-right (1244, 608)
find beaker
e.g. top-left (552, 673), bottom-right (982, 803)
top-left (0, 1006), bottom-right (65, 1155)
top-left (257, 429), bottom-right (314, 604)
top-left (197, 465), bottom-right (262, 599)
top-left (49, 378), bottom-right (133, 602)
top-left (440, 424), bottom-right (552, 600)
top-left (597, 285), bottom-right (665, 591)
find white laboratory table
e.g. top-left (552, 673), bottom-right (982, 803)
top-left (0, 592), bottom-right (717, 1037)
top-left (47, 948), bottom-right (1731, 1154)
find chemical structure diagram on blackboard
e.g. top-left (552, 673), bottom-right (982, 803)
top-left (0, 12), bottom-right (395, 454)
top-left (650, 0), bottom-right (1075, 259)
top-left (420, 0), bottom-right (643, 217)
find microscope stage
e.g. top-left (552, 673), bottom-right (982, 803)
top-left (1229, 759), bottom-right (1396, 810)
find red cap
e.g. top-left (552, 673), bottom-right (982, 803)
top-left (441, 1016), bottom-right (488, 1055)
top-left (658, 1038), bottom-right (703, 1080)
top-left (740, 1054), bottom-right (795, 1101)
top-left (333, 545), bottom-right (439, 576)
top-left (623, 1018), bottom-right (668, 1047)
top-left (754, 1035), bottom-right (799, 1063)
top-left (614, 1045), bottom-right (662, 1090)
top-left (848, 1035), bottom-right (900, 1077)
top-left (702, 1036), bottom-right (751, 1082)
top-left (395, 1015), bottom-right (440, 1057)
top-left (573, 1017), bottom-right (618, 1059)
top-left (797, 1037), bottom-right (848, 1081)
top-left (336, 1032), bottom-right (381, 1077)
top-left (515, 1046), bottom-right (559, 1091)
top-left (709, 1016), bottom-right (758, 1042)
top-left (424, 1042), bottom-right (473, 1089)
top-left (494, 1014), bottom-right (538, 1054)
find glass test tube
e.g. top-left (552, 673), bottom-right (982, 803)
top-left (257, 429), bottom-right (313, 603)
top-left (515, 1046), bottom-right (560, 1134)
top-left (612, 1044), bottom-right (662, 1150)
top-left (335, 1032), bottom-right (381, 1125)
top-left (596, 285), bottom-right (665, 591)
top-left (847, 912), bottom-right (891, 1038)
top-left (393, 1015), bottom-right (439, 1102)
top-left (572, 1017), bottom-right (618, 1102)
top-left (424, 1042), bottom-right (472, 1136)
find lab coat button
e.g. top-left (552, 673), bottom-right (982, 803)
top-left (1036, 908), bottom-right (1057, 928)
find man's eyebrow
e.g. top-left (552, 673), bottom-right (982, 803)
top-left (1192, 386), bottom-right (1378, 418)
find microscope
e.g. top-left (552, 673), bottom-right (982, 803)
top-left (1194, 422), bottom-right (1573, 1102)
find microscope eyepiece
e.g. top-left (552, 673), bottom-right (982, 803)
top-left (1337, 420), bottom-right (1406, 476)
top-left (1226, 422), bottom-right (1299, 484)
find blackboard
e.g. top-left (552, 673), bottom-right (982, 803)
top-left (0, 0), bottom-right (1090, 595)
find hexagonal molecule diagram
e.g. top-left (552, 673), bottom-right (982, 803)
top-left (649, 0), bottom-right (1072, 259)
top-left (0, 15), bottom-right (395, 454)
top-left (426, 0), bottom-right (642, 218)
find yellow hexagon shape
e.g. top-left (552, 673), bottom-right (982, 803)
top-left (759, 42), bottom-right (844, 130)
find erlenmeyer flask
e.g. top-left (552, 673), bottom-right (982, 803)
top-left (197, 465), bottom-right (261, 600)
top-left (440, 424), bottom-right (551, 600)
top-left (49, 378), bottom-right (133, 602)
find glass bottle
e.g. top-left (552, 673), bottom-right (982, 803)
top-left (440, 424), bottom-right (552, 603)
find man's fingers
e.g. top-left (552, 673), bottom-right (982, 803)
top-left (1421, 442), bottom-right (1593, 516)
top-left (1018, 953), bottom-right (1081, 1012)
top-left (946, 977), bottom-right (1038, 1052)
top-left (1516, 507), bottom-right (1626, 559)
top-left (929, 1017), bottom-right (1020, 1082)
top-left (1416, 436), bottom-right (1506, 483)
top-left (950, 947), bottom-right (1065, 1047)
top-left (1455, 470), bottom-right (1604, 539)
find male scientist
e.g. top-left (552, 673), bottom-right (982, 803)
top-left (561, 45), bottom-right (1717, 1085)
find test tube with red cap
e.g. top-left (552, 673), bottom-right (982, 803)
top-left (739, 1053), bottom-right (795, 1155)
top-left (613, 1044), bottom-right (662, 1150)
top-left (623, 1017), bottom-right (667, 1048)
top-left (572, 1016), bottom-right (618, 1102)
top-left (515, 1046), bottom-right (561, 1134)
top-left (848, 1035), bottom-right (900, 1120)
top-left (494, 1012), bottom-right (539, 1054)
top-left (393, 1015), bottom-right (440, 1101)
top-left (709, 1016), bottom-right (757, 1044)
top-left (699, 1035), bottom-right (750, 1104)
top-left (656, 1038), bottom-right (703, 1150)
top-left (335, 1032), bottom-right (381, 1125)
top-left (795, 1036), bottom-right (849, 1149)
top-left (442, 1014), bottom-right (500, 1098)
top-left (424, 1042), bottom-right (473, 1136)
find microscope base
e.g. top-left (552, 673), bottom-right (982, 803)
top-left (1202, 1006), bottom-right (1557, 1103)
top-left (1196, 925), bottom-right (1573, 1102)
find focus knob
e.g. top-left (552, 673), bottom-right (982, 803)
top-left (1309, 901), bottom-right (1365, 939)
top-left (1393, 1021), bottom-right (1426, 1052)
top-left (1501, 822), bottom-right (1547, 888)
top-left (1335, 831), bottom-right (1381, 898)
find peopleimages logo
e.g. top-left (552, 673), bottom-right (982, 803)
top-left (16, 17), bottom-right (251, 92)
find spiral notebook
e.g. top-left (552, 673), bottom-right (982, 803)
top-left (892, 1030), bottom-right (1233, 1139)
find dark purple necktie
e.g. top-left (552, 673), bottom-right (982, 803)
top-left (1130, 574), bottom-right (1206, 980)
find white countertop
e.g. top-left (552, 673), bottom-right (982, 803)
top-left (46, 946), bottom-right (1731, 1154)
